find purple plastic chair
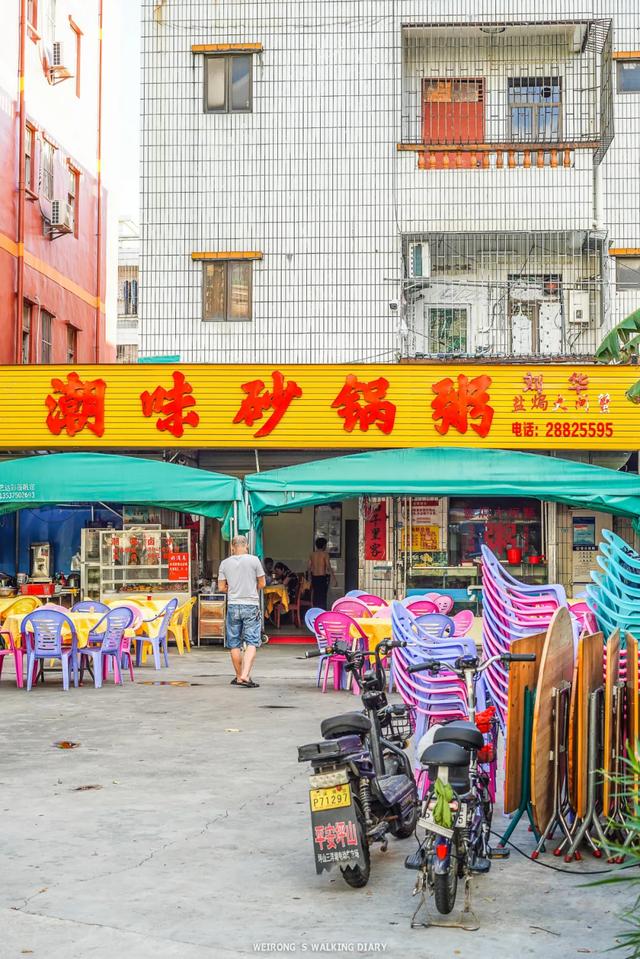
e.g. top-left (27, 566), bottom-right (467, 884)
top-left (305, 607), bottom-right (329, 687)
top-left (79, 606), bottom-right (134, 688)
top-left (135, 599), bottom-right (178, 669)
top-left (23, 609), bottom-right (79, 691)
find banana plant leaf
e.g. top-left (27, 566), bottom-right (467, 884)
top-left (595, 308), bottom-right (640, 364)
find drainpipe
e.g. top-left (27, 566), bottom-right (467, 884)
top-left (94, 0), bottom-right (104, 361)
top-left (16, 0), bottom-right (27, 363)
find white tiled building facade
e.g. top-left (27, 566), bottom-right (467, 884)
top-left (139, 1), bottom-right (640, 364)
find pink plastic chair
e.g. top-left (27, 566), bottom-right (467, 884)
top-left (356, 594), bottom-right (388, 608)
top-left (314, 611), bottom-right (367, 694)
top-left (425, 593), bottom-right (455, 615)
top-left (406, 599), bottom-right (439, 615)
top-left (332, 598), bottom-right (372, 619)
top-left (451, 609), bottom-right (474, 637)
top-left (0, 630), bottom-right (25, 687)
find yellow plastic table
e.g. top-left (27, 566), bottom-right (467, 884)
top-left (5, 611), bottom-right (105, 649)
top-left (354, 618), bottom-right (392, 653)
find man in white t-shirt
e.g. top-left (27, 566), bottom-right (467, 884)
top-left (218, 535), bottom-right (266, 688)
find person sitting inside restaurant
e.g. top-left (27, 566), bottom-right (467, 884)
top-left (263, 557), bottom-right (275, 585)
top-left (273, 562), bottom-right (299, 604)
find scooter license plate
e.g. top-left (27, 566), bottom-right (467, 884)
top-left (309, 783), bottom-right (352, 811)
top-left (418, 804), bottom-right (455, 839)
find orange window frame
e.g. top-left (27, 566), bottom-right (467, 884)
top-left (69, 16), bottom-right (82, 97)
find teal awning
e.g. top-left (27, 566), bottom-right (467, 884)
top-left (0, 453), bottom-right (249, 538)
top-left (245, 447), bottom-right (640, 523)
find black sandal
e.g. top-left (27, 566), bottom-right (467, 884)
top-left (237, 679), bottom-right (260, 688)
top-left (230, 678), bottom-right (239, 685)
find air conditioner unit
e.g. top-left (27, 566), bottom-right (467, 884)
top-left (567, 290), bottom-right (590, 324)
top-left (52, 41), bottom-right (65, 68)
top-left (50, 199), bottom-right (73, 231)
top-left (408, 241), bottom-right (431, 279)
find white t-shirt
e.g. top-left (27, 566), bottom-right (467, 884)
top-left (218, 554), bottom-right (265, 606)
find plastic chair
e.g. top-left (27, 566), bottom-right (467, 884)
top-left (79, 607), bottom-right (134, 688)
top-left (356, 594), bottom-right (388, 608)
top-left (345, 590), bottom-right (366, 598)
top-left (0, 628), bottom-right (26, 687)
top-left (412, 613), bottom-right (455, 639)
top-left (40, 603), bottom-right (70, 613)
top-left (2, 596), bottom-right (42, 619)
top-left (332, 598), bottom-right (372, 619)
top-left (135, 599), bottom-right (178, 669)
top-left (288, 576), bottom-right (313, 629)
top-left (451, 609), bottom-right (474, 637)
top-left (23, 609), bottom-right (79, 691)
top-left (313, 611), bottom-right (367, 694)
top-left (424, 593), bottom-right (455, 615)
top-left (167, 597), bottom-right (196, 654)
top-left (406, 599), bottom-right (438, 615)
top-left (71, 600), bottom-right (110, 614)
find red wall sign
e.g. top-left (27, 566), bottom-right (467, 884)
top-left (168, 552), bottom-right (189, 581)
top-left (364, 502), bottom-right (387, 561)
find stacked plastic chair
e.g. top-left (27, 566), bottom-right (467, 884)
top-left (480, 545), bottom-right (569, 729)
top-left (390, 602), bottom-right (471, 741)
top-left (586, 529), bottom-right (639, 678)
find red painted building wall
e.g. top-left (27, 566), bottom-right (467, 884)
top-left (0, 0), bottom-right (113, 365)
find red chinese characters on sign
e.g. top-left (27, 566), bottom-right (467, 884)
top-left (569, 372), bottom-right (590, 412)
top-left (314, 821), bottom-right (358, 851)
top-left (431, 374), bottom-right (494, 438)
top-left (332, 375), bottom-right (396, 435)
top-left (364, 501), bottom-right (387, 561)
top-left (45, 372), bottom-right (106, 438)
top-left (140, 371), bottom-right (200, 438)
top-left (168, 552), bottom-right (189, 581)
top-left (233, 370), bottom-right (302, 438)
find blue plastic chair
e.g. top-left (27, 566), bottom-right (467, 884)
top-left (135, 599), bottom-right (178, 669)
top-left (71, 601), bottom-right (110, 614)
top-left (345, 590), bottom-right (366, 598)
top-left (23, 609), bottom-right (79, 691)
top-left (79, 606), bottom-right (134, 688)
top-left (305, 607), bottom-right (329, 686)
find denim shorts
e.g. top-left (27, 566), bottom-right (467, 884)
top-left (226, 604), bottom-right (262, 649)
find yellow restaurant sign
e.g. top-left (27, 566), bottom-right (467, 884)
top-left (1, 363), bottom-right (639, 450)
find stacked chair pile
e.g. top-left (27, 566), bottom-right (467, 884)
top-left (585, 529), bottom-right (639, 679)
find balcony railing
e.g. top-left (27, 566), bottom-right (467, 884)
top-left (400, 19), bottom-right (613, 168)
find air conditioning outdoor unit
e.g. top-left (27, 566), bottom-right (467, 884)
top-left (50, 199), bottom-right (73, 231)
top-left (567, 289), bottom-right (590, 324)
top-left (52, 41), bottom-right (65, 68)
top-left (408, 241), bottom-right (431, 279)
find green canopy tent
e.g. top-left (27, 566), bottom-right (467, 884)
top-left (0, 452), bottom-right (249, 537)
top-left (244, 447), bottom-right (640, 539)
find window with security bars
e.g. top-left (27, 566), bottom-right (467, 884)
top-left (205, 55), bottom-right (252, 113)
top-left (66, 325), bottom-right (77, 363)
top-left (41, 310), bottom-right (53, 363)
top-left (508, 77), bottom-right (562, 141)
top-left (117, 344), bottom-right (139, 363)
top-left (428, 308), bottom-right (468, 354)
top-left (123, 279), bottom-right (138, 316)
top-left (67, 167), bottom-right (78, 235)
top-left (203, 261), bottom-right (252, 321)
top-left (41, 140), bottom-right (54, 200)
top-left (22, 302), bottom-right (31, 364)
top-left (25, 126), bottom-right (35, 191)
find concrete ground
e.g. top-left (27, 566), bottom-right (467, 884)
top-left (0, 645), bottom-right (635, 959)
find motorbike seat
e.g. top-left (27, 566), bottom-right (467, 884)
top-left (321, 712), bottom-right (372, 740)
top-left (433, 720), bottom-right (484, 751)
top-left (421, 741), bottom-right (471, 793)
top-left (420, 740), bottom-right (470, 768)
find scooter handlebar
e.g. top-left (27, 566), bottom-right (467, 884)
top-left (503, 653), bottom-right (537, 663)
top-left (407, 659), bottom-right (441, 674)
top-left (305, 648), bottom-right (324, 659)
